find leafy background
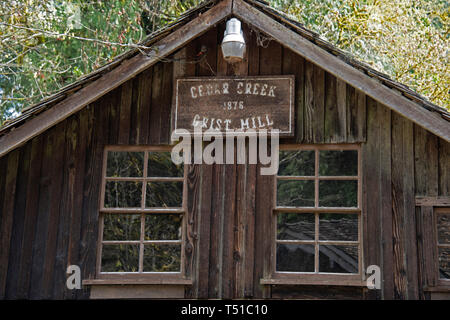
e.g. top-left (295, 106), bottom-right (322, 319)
top-left (0, 0), bottom-right (448, 126)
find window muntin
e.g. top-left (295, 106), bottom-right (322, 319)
top-left (436, 208), bottom-right (450, 280)
top-left (98, 147), bottom-right (185, 276)
top-left (274, 145), bottom-right (362, 278)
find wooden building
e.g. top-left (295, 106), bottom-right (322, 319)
top-left (0, 0), bottom-right (449, 300)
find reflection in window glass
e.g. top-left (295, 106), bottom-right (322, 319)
top-left (276, 244), bottom-right (315, 272)
top-left (275, 146), bottom-right (361, 277)
top-left (319, 150), bottom-right (357, 176)
top-left (278, 150), bottom-right (315, 176)
top-left (103, 214), bottom-right (141, 241)
top-left (104, 181), bottom-right (142, 208)
top-left (437, 214), bottom-right (450, 244)
top-left (319, 214), bottom-right (358, 241)
top-left (144, 244), bottom-right (181, 272)
top-left (148, 152), bottom-right (183, 177)
top-left (439, 247), bottom-right (450, 279)
top-left (277, 180), bottom-right (315, 207)
top-left (145, 214), bottom-right (182, 240)
top-left (100, 149), bottom-right (185, 275)
top-left (277, 213), bottom-right (315, 240)
top-left (146, 182), bottom-right (183, 207)
top-left (106, 152), bottom-right (144, 177)
top-left (101, 244), bottom-right (139, 272)
top-left (319, 180), bottom-right (357, 207)
top-left (319, 245), bottom-right (358, 273)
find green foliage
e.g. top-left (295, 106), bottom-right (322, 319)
top-left (269, 0), bottom-right (449, 110)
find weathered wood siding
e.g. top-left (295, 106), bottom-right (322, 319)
top-left (0, 22), bottom-right (447, 299)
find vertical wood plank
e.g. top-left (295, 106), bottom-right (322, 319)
top-left (221, 163), bottom-right (236, 299)
top-left (336, 79), bottom-right (347, 141)
top-left (414, 125), bottom-right (439, 197)
top-left (362, 97), bottom-right (382, 300)
top-left (304, 61), bottom-right (314, 143)
top-left (29, 129), bottom-right (56, 299)
top-left (391, 112), bottom-right (418, 299)
top-left (78, 98), bottom-right (107, 299)
top-left (139, 67), bottom-right (153, 144)
top-left (197, 164), bottom-right (213, 298)
top-left (208, 163), bottom-right (224, 298)
top-left (282, 47), bottom-right (305, 143)
top-left (41, 122), bottom-right (66, 299)
top-left (379, 103), bottom-right (393, 299)
top-left (324, 72), bottom-right (338, 142)
top-left (118, 81), bottom-right (133, 145)
top-left (17, 136), bottom-right (43, 299)
top-left (312, 64), bottom-right (325, 143)
top-left (417, 206), bottom-right (438, 289)
top-left (159, 61), bottom-right (174, 144)
top-left (5, 142), bottom-right (31, 299)
top-left (184, 164), bottom-right (201, 299)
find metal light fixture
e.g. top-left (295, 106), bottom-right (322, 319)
top-left (221, 18), bottom-right (246, 63)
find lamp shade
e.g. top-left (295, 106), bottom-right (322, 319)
top-left (221, 18), bottom-right (246, 63)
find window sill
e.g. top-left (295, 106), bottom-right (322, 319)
top-left (83, 278), bottom-right (192, 286)
top-left (423, 286), bottom-right (450, 293)
top-left (83, 278), bottom-right (192, 299)
top-left (260, 278), bottom-right (366, 287)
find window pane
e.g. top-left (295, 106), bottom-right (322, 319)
top-left (319, 245), bottom-right (358, 273)
top-left (278, 150), bottom-right (315, 176)
top-left (143, 244), bottom-right (181, 272)
top-left (277, 213), bottom-right (315, 240)
top-left (276, 243), bottom-right (315, 272)
top-left (103, 214), bottom-right (141, 241)
top-left (277, 180), bottom-right (315, 207)
top-left (148, 151), bottom-right (184, 177)
top-left (101, 244), bottom-right (139, 272)
top-left (319, 214), bottom-right (358, 241)
top-left (104, 181), bottom-right (142, 208)
top-left (146, 182), bottom-right (183, 207)
top-left (319, 150), bottom-right (357, 176)
top-left (437, 214), bottom-right (450, 244)
top-left (319, 180), bottom-right (357, 207)
top-left (145, 214), bottom-right (182, 240)
top-left (106, 151), bottom-right (144, 177)
top-left (439, 247), bottom-right (450, 279)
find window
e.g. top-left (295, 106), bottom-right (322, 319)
top-left (96, 146), bottom-right (186, 280)
top-left (272, 145), bottom-right (362, 284)
top-left (436, 208), bottom-right (450, 281)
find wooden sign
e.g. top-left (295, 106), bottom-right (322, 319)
top-left (172, 76), bottom-right (295, 136)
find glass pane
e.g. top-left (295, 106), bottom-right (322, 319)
top-left (104, 181), bottom-right (142, 208)
top-left (148, 152), bottom-right (184, 177)
top-left (319, 150), bottom-right (357, 176)
top-left (276, 243), bottom-right (315, 272)
top-left (319, 245), bottom-right (358, 273)
top-left (278, 150), bottom-right (315, 176)
top-left (145, 214), bottom-right (182, 240)
top-left (439, 247), bottom-right (450, 279)
top-left (103, 214), bottom-right (141, 241)
top-left (437, 214), bottom-right (450, 244)
top-left (101, 244), bottom-right (139, 272)
top-left (146, 182), bottom-right (183, 207)
top-left (319, 214), bottom-right (358, 241)
top-left (277, 213), bottom-right (315, 240)
top-left (143, 244), bottom-right (181, 272)
top-left (277, 180), bottom-right (315, 207)
top-left (106, 151), bottom-right (144, 177)
top-left (319, 180), bottom-right (357, 207)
